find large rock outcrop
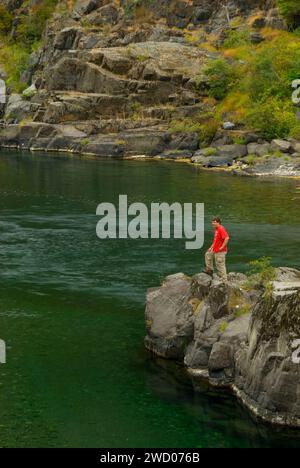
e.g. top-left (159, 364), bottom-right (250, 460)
top-left (0, 0), bottom-right (289, 163)
top-left (145, 268), bottom-right (300, 427)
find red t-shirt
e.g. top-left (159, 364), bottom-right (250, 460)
top-left (212, 225), bottom-right (229, 253)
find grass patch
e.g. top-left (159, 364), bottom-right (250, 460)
top-left (169, 111), bottom-right (220, 146)
top-left (219, 322), bottom-right (229, 333)
top-left (234, 304), bottom-right (251, 318)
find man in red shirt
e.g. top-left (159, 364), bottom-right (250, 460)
top-left (203, 217), bottom-right (230, 282)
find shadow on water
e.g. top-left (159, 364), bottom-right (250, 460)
top-left (144, 357), bottom-right (300, 448)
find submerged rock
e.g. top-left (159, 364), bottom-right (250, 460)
top-left (144, 268), bottom-right (300, 427)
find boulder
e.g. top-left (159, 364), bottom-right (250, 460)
top-left (247, 142), bottom-right (271, 157)
top-left (208, 342), bottom-right (232, 371)
top-left (271, 139), bottom-right (292, 153)
top-left (82, 138), bottom-right (125, 157)
top-left (54, 27), bottom-right (81, 50)
top-left (158, 150), bottom-right (193, 159)
top-left (22, 84), bottom-right (37, 99)
top-left (191, 273), bottom-right (212, 299)
top-left (168, 132), bottom-right (199, 152)
top-left (72, 0), bottom-right (104, 19)
top-left (289, 139), bottom-right (300, 154)
top-left (4, 94), bottom-right (32, 122)
top-left (223, 121), bottom-right (235, 130)
top-left (216, 144), bottom-right (248, 159)
top-left (87, 4), bottom-right (120, 26)
top-left (243, 155), bottom-right (300, 177)
top-left (192, 154), bottom-right (235, 167)
top-left (144, 273), bottom-right (194, 359)
top-left (250, 32), bottom-right (264, 44)
top-left (145, 267), bottom-right (300, 427)
top-left (192, 144), bottom-right (247, 167)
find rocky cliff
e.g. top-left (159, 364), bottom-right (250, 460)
top-left (145, 269), bottom-right (300, 427)
top-left (2, 0), bottom-right (299, 176)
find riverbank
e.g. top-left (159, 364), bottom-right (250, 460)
top-left (2, 2), bottom-right (300, 181)
top-left (1, 122), bottom-right (300, 178)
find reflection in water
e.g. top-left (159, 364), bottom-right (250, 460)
top-left (0, 150), bottom-right (299, 447)
top-left (144, 358), bottom-right (300, 448)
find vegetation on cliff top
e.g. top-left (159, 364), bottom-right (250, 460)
top-left (277, 0), bottom-right (300, 26)
top-left (206, 27), bottom-right (300, 139)
top-left (0, 0), bottom-right (60, 92)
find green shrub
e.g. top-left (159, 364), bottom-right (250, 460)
top-left (0, 0), bottom-right (59, 92)
top-left (277, 0), bottom-right (300, 27)
top-left (169, 111), bottom-right (220, 146)
top-left (233, 136), bottom-right (246, 145)
top-left (203, 147), bottom-right (218, 156)
top-left (222, 28), bottom-right (251, 49)
top-left (215, 27), bottom-right (300, 138)
top-left (0, 43), bottom-right (30, 93)
top-left (201, 58), bottom-right (238, 100)
top-left (245, 98), bottom-right (300, 139)
top-left (219, 322), bottom-right (229, 333)
top-left (243, 257), bottom-right (276, 290)
top-left (245, 154), bottom-right (256, 166)
top-left (16, 0), bottom-right (59, 46)
top-left (0, 5), bottom-right (13, 35)
top-left (234, 304), bottom-right (251, 318)
top-left (245, 38), bottom-right (300, 102)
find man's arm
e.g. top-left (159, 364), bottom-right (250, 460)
top-left (220, 236), bottom-right (230, 251)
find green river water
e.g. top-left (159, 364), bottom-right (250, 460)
top-left (0, 150), bottom-right (300, 448)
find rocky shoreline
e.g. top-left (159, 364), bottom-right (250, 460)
top-left (144, 269), bottom-right (300, 428)
top-left (1, 0), bottom-right (300, 177)
top-left (1, 123), bottom-right (300, 178)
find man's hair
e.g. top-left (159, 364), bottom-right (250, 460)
top-left (212, 217), bottom-right (222, 224)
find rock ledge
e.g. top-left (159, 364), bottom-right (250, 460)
top-left (144, 269), bottom-right (300, 427)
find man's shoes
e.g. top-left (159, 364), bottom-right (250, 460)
top-left (202, 268), bottom-right (213, 277)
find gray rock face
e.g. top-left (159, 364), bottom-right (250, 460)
top-left (145, 273), bottom-right (194, 359)
top-left (271, 139), bottom-right (293, 153)
top-left (72, 0), bottom-right (104, 19)
top-left (247, 142), bottom-right (271, 157)
top-left (0, 32), bottom-right (210, 156)
top-left (235, 286), bottom-right (300, 427)
top-left (4, 94), bottom-right (32, 122)
top-left (0, 0), bottom-right (295, 171)
top-left (145, 268), bottom-right (300, 427)
top-left (243, 156), bottom-right (300, 177)
top-left (192, 144), bottom-right (248, 167)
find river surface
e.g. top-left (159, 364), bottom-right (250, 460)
top-left (0, 150), bottom-right (300, 448)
